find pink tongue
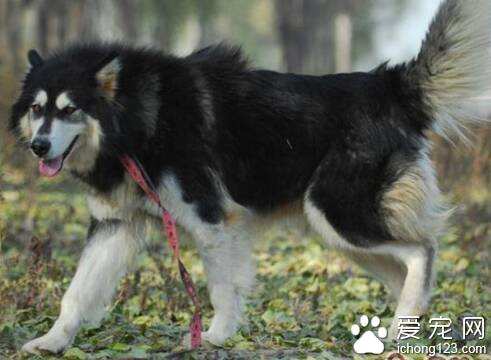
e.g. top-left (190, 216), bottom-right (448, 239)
top-left (39, 157), bottom-right (63, 177)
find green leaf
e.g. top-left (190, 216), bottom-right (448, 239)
top-left (63, 347), bottom-right (87, 360)
top-left (110, 342), bottom-right (131, 352)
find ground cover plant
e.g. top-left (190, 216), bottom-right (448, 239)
top-left (0, 162), bottom-right (490, 359)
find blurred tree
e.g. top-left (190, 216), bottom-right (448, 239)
top-left (4, 0), bottom-right (24, 74)
top-left (276, 0), bottom-right (338, 74)
top-left (1, 0), bottom-right (490, 195)
top-left (275, 0), bottom-right (409, 74)
top-left (143, 0), bottom-right (200, 50)
top-left (79, 0), bottom-right (118, 42)
top-left (118, 0), bottom-right (140, 43)
top-left (196, 0), bottom-right (219, 48)
top-left (34, 0), bottom-right (71, 55)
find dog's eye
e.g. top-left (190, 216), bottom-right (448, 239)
top-left (63, 106), bottom-right (77, 115)
top-left (31, 104), bottom-right (41, 113)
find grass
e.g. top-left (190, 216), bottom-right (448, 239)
top-left (0, 163), bottom-right (490, 359)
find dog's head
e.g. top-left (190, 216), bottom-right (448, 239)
top-left (9, 48), bottom-right (122, 177)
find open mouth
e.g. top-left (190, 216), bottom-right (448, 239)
top-left (38, 136), bottom-right (79, 177)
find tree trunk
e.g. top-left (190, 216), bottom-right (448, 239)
top-left (37, 0), bottom-right (49, 54)
top-left (275, 0), bottom-right (355, 75)
top-left (56, 0), bottom-right (69, 46)
top-left (80, 0), bottom-right (118, 41)
top-left (276, 0), bottom-right (333, 75)
top-left (5, 0), bottom-right (23, 74)
top-left (118, 0), bottom-right (139, 43)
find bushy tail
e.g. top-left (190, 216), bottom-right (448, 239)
top-left (407, 0), bottom-right (491, 142)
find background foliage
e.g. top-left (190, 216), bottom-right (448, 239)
top-left (0, 0), bottom-right (490, 358)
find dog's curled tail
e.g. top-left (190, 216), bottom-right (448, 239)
top-left (407, 0), bottom-right (491, 143)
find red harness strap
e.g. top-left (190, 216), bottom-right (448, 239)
top-left (119, 155), bottom-right (202, 348)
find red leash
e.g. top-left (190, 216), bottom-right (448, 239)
top-left (119, 155), bottom-right (202, 348)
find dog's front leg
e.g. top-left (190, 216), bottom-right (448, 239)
top-left (184, 225), bottom-right (255, 347)
top-left (22, 218), bottom-right (142, 354)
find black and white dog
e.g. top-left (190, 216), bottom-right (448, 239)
top-left (10, 0), bottom-right (491, 354)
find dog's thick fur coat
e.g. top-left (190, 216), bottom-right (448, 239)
top-left (10, 0), bottom-right (491, 354)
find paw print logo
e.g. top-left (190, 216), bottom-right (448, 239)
top-left (351, 315), bottom-right (387, 354)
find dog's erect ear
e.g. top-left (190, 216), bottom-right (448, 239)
top-left (93, 52), bottom-right (121, 99)
top-left (27, 49), bottom-right (44, 68)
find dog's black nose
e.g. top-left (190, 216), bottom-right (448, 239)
top-left (30, 138), bottom-right (51, 157)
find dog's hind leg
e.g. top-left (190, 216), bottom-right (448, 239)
top-left (21, 217), bottom-right (144, 354)
top-left (343, 251), bottom-right (407, 301)
top-left (304, 151), bottom-right (444, 341)
top-left (305, 196), bottom-right (437, 340)
top-left (377, 242), bottom-right (436, 339)
top-left (185, 224), bottom-right (255, 347)
top-left (378, 153), bottom-right (444, 338)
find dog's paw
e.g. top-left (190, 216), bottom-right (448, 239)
top-left (182, 331), bottom-right (228, 349)
top-left (21, 332), bottom-right (72, 355)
